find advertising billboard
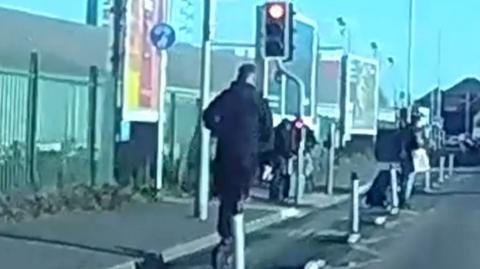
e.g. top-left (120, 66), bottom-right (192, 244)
top-left (316, 49), bottom-right (343, 119)
top-left (122, 0), bottom-right (168, 122)
top-left (343, 54), bottom-right (379, 135)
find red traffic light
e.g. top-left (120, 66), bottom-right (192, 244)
top-left (267, 3), bottom-right (285, 19)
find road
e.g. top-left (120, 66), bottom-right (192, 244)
top-left (168, 173), bottom-right (480, 269)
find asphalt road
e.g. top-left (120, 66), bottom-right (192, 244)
top-left (168, 173), bottom-right (479, 269)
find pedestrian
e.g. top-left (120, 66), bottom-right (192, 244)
top-left (270, 119), bottom-right (295, 201)
top-left (399, 108), bottom-right (421, 209)
top-left (203, 63), bottom-right (267, 269)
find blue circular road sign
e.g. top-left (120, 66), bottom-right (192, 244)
top-left (150, 23), bottom-right (176, 50)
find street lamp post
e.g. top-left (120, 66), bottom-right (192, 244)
top-left (370, 42), bottom-right (379, 59)
top-left (337, 17), bottom-right (351, 53)
top-left (387, 57), bottom-right (398, 109)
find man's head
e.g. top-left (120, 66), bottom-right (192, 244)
top-left (236, 63), bottom-right (256, 86)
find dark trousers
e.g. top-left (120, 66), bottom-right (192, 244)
top-left (217, 195), bottom-right (241, 241)
top-left (268, 155), bottom-right (291, 201)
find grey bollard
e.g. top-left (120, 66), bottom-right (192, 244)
top-left (295, 127), bottom-right (307, 205)
top-left (326, 124), bottom-right (336, 195)
top-left (423, 170), bottom-right (432, 193)
top-left (232, 213), bottom-right (245, 269)
top-left (438, 156), bottom-right (445, 184)
top-left (348, 172), bottom-right (361, 244)
top-left (448, 153), bottom-right (454, 177)
top-left (389, 165), bottom-right (399, 215)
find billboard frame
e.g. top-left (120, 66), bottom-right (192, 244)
top-left (342, 53), bottom-right (380, 136)
top-left (121, 0), bottom-right (168, 123)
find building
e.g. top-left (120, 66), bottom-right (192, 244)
top-left (415, 77), bottom-right (480, 136)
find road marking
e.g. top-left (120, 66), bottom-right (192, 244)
top-left (401, 209), bottom-right (420, 216)
top-left (361, 234), bottom-right (401, 245)
top-left (350, 244), bottom-right (380, 258)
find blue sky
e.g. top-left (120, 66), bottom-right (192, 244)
top-left (1, 0), bottom-right (479, 101)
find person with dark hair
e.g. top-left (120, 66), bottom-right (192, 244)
top-left (269, 119), bottom-right (294, 201)
top-left (398, 110), bottom-right (421, 209)
top-left (203, 63), bottom-right (268, 268)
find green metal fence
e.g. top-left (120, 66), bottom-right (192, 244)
top-left (0, 52), bottom-right (114, 193)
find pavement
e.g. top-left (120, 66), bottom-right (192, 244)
top-left (169, 172), bottom-right (479, 269)
top-left (0, 200), bottom-right (271, 269)
top-left (0, 171), bottom-right (373, 269)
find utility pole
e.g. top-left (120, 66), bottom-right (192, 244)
top-left (436, 29), bottom-right (442, 120)
top-left (195, 0), bottom-right (213, 221)
top-left (406, 0), bottom-right (415, 106)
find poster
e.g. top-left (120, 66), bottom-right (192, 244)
top-left (344, 54), bottom-right (379, 135)
top-left (123, 0), bottom-right (168, 122)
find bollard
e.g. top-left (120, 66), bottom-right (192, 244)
top-left (232, 213), bottom-right (245, 269)
top-left (405, 172), bottom-right (417, 202)
top-left (295, 127), bottom-right (307, 205)
top-left (448, 153), bottom-right (454, 177)
top-left (326, 124), bottom-right (336, 195)
top-left (348, 172), bottom-right (361, 244)
top-left (423, 170), bottom-right (432, 193)
top-left (389, 165), bottom-right (399, 215)
top-left (438, 155), bottom-right (445, 184)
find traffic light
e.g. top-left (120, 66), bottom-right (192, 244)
top-left (263, 2), bottom-right (293, 59)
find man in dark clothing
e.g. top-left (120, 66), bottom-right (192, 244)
top-left (269, 119), bottom-right (295, 200)
top-left (398, 109), bottom-right (420, 209)
top-left (203, 64), bottom-right (268, 268)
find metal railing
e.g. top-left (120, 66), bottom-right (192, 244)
top-left (0, 52), bottom-right (114, 193)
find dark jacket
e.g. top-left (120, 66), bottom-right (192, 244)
top-left (203, 81), bottom-right (264, 199)
top-left (274, 119), bottom-right (294, 158)
top-left (291, 125), bottom-right (318, 154)
top-left (258, 98), bottom-right (274, 154)
top-left (274, 119), bottom-right (317, 158)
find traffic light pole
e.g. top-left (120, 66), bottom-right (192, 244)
top-left (195, 0), bottom-right (213, 221)
top-left (275, 60), bottom-right (306, 204)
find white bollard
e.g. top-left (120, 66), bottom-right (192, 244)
top-left (304, 259), bottom-right (327, 269)
top-left (295, 127), bottom-right (307, 205)
top-left (348, 172), bottom-right (361, 244)
top-left (448, 153), bottom-right (454, 177)
top-left (438, 156), bottom-right (445, 184)
top-left (326, 124), bottom-right (336, 195)
top-left (232, 213), bottom-right (245, 269)
top-left (389, 165), bottom-right (399, 215)
top-left (423, 170), bottom-right (432, 193)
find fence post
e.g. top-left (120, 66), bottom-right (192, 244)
top-left (169, 92), bottom-right (177, 167)
top-left (326, 123), bottom-right (335, 195)
top-left (348, 172), bottom-right (361, 244)
top-left (88, 66), bottom-right (98, 186)
top-left (25, 51), bottom-right (39, 189)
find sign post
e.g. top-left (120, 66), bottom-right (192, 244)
top-left (150, 22), bottom-right (176, 190)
